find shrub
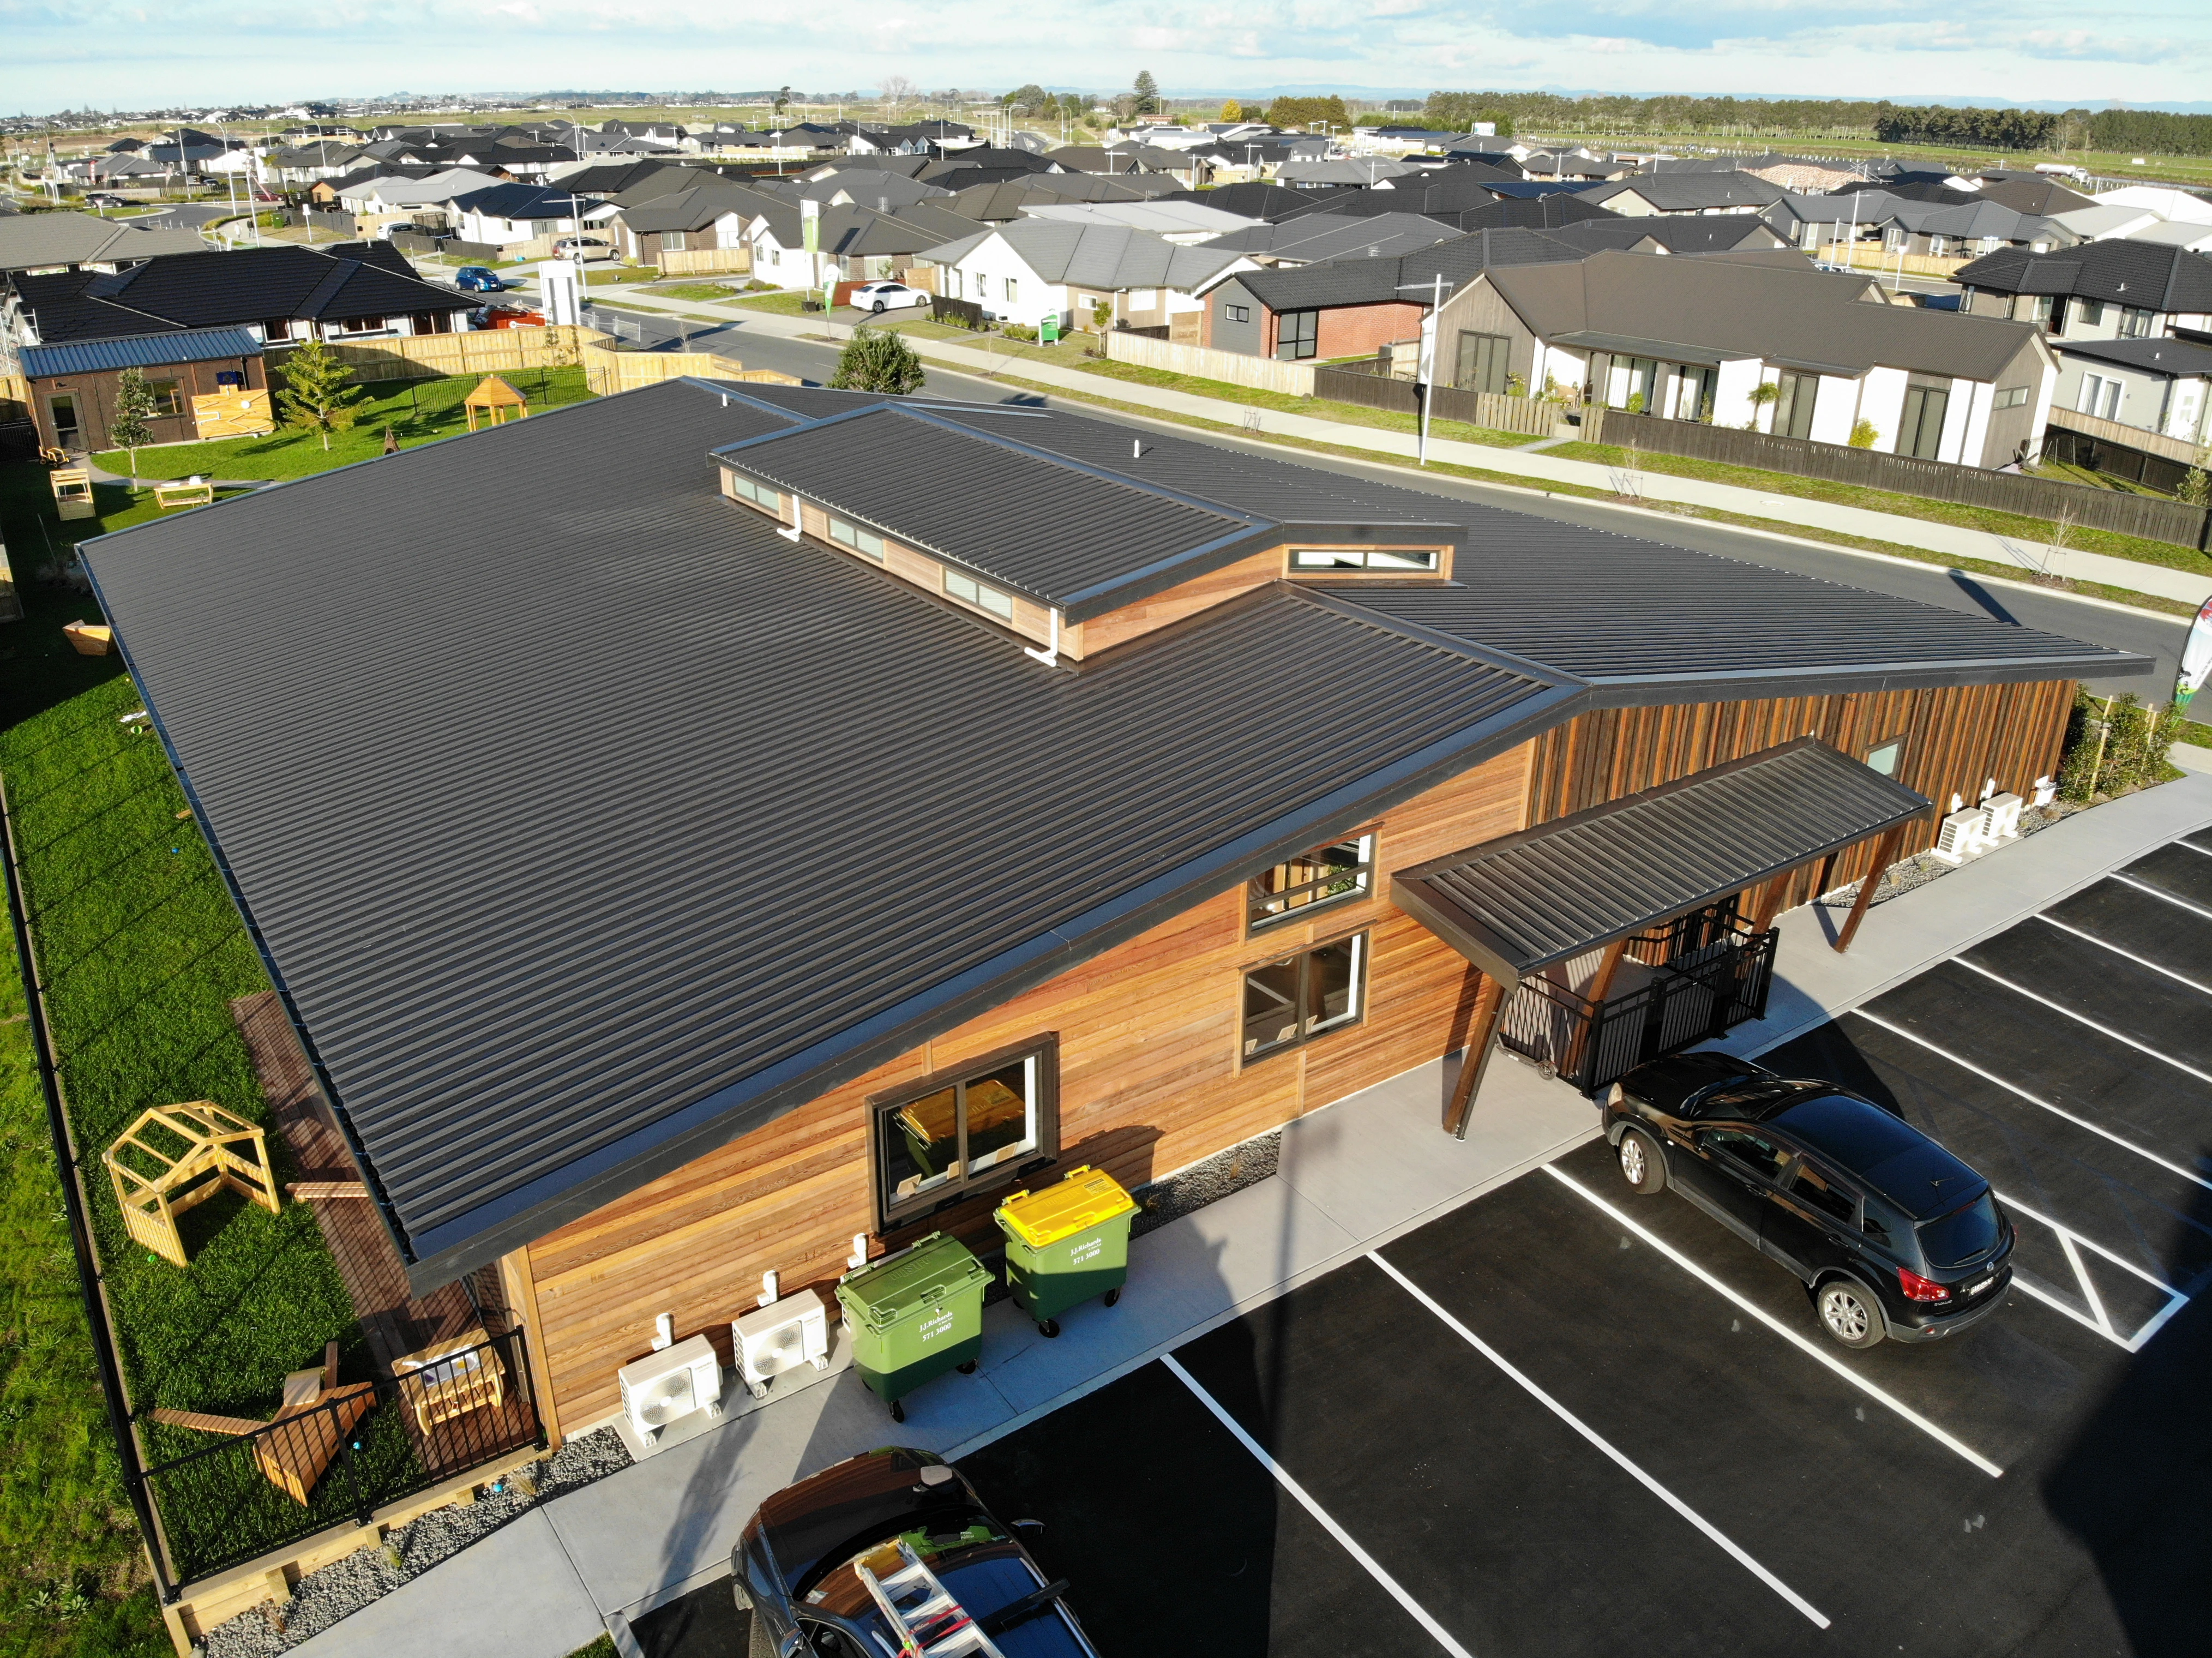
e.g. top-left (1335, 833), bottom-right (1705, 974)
top-left (1848, 418), bottom-right (1880, 448)
top-left (2058, 690), bottom-right (2181, 801)
top-left (1001, 323), bottom-right (1039, 343)
top-left (2179, 466), bottom-right (2209, 506)
top-left (828, 326), bottom-right (926, 395)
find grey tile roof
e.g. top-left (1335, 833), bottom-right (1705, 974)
top-left (920, 219), bottom-right (1248, 292)
top-left (1955, 239), bottom-right (2212, 313)
top-left (1205, 211), bottom-right (1460, 265)
top-left (2054, 335), bottom-right (2212, 377)
top-left (0, 210), bottom-right (207, 273)
top-left (1582, 173), bottom-right (1786, 211)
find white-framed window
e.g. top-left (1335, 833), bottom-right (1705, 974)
top-left (1289, 547), bottom-right (1439, 572)
top-left (1003, 275), bottom-right (1018, 303)
top-left (725, 473), bottom-right (785, 513)
top-left (2078, 375), bottom-right (2121, 419)
top-left (1242, 933), bottom-right (1368, 1060)
top-left (1992, 385), bottom-right (2029, 410)
top-left (828, 517), bottom-right (885, 559)
top-left (943, 569), bottom-right (1014, 619)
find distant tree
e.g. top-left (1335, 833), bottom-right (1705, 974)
top-left (829, 326), bottom-right (925, 395)
top-left (1260, 95), bottom-right (1350, 134)
top-left (879, 75), bottom-right (916, 112)
top-left (1219, 99), bottom-right (1242, 122)
top-left (275, 338), bottom-right (365, 451)
top-left (1001, 83), bottom-right (1053, 117)
top-left (108, 367), bottom-right (159, 480)
top-left (1132, 70), bottom-right (1160, 116)
top-left (1057, 92), bottom-right (1087, 124)
top-left (774, 85), bottom-right (792, 117)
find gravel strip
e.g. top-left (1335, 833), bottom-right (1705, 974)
top-left (1132, 1130), bottom-right (1283, 1239)
top-left (1814, 799), bottom-right (2084, 913)
top-left (197, 1427), bottom-right (630, 1656)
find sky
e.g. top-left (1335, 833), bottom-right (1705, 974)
top-left (4, 0), bottom-right (2211, 115)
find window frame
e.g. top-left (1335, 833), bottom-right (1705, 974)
top-left (1276, 309), bottom-right (1318, 361)
top-left (827, 516), bottom-right (886, 559)
top-left (1247, 831), bottom-right (1376, 932)
top-left (143, 379), bottom-right (183, 417)
top-left (1240, 930), bottom-right (1371, 1063)
top-left (1455, 330), bottom-right (1510, 395)
top-left (868, 1035), bottom-right (1060, 1230)
top-left (1991, 385), bottom-right (2028, 411)
top-left (724, 472), bottom-right (786, 515)
top-left (943, 568), bottom-right (1014, 620)
top-left (1288, 546), bottom-right (1440, 574)
top-left (1861, 735), bottom-right (1906, 778)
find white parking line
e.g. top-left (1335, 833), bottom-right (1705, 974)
top-left (1366, 1252), bottom-right (1831, 1629)
top-left (1950, 954), bottom-right (2212, 1088)
top-left (2110, 869), bottom-right (2212, 922)
top-left (1992, 1190), bottom-right (2193, 1353)
top-left (2034, 911), bottom-right (2212, 999)
top-left (1846, 1008), bottom-right (2212, 1194)
top-left (1161, 1353), bottom-right (1478, 1658)
top-left (2173, 839), bottom-right (2212, 859)
top-left (1543, 1164), bottom-right (2006, 1479)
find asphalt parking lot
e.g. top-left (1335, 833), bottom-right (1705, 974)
top-left (638, 826), bottom-right (2212, 1656)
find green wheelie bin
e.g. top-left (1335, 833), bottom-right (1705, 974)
top-left (834, 1232), bottom-right (990, 1422)
top-left (994, 1166), bottom-right (1138, 1338)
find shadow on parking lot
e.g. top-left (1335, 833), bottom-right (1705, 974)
top-left (2037, 1166), bottom-right (2212, 1657)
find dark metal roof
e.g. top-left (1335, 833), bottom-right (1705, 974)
top-left (83, 379), bottom-right (1570, 1289)
top-left (20, 326), bottom-right (262, 379)
top-left (2055, 334), bottom-right (2212, 377)
top-left (1392, 739), bottom-right (1933, 986)
top-left (1319, 529), bottom-right (2144, 699)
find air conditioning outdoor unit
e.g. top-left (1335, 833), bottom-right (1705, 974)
top-left (1931, 806), bottom-right (1992, 866)
top-left (1984, 792), bottom-right (2024, 842)
top-left (734, 1289), bottom-right (832, 1400)
top-left (617, 1332), bottom-right (722, 1443)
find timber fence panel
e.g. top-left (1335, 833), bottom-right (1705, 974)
top-left (269, 326), bottom-right (601, 384)
top-left (657, 246), bottom-right (753, 276)
top-left (1103, 332), bottom-right (1318, 396)
top-left (1592, 409), bottom-right (2212, 549)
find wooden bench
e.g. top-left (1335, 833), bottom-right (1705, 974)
top-left (152, 1341), bottom-right (376, 1506)
top-left (152, 480), bottom-right (216, 510)
top-left (393, 1327), bottom-right (505, 1433)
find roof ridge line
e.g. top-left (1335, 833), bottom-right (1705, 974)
top-left (1279, 582), bottom-right (1582, 690)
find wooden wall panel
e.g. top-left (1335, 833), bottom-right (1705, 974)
top-left (525, 743), bottom-right (1530, 1429)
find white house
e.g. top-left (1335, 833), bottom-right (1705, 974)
top-left (918, 218), bottom-right (1259, 334)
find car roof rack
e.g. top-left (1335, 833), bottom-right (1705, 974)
top-left (852, 1537), bottom-right (1009, 1658)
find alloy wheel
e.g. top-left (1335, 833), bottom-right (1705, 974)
top-left (1618, 1136), bottom-right (1646, 1186)
top-left (1821, 1284), bottom-right (1871, 1342)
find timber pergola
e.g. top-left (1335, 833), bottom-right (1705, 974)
top-left (1393, 740), bottom-right (1933, 1136)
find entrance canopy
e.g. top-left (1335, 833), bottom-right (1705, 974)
top-left (1393, 739), bottom-right (1932, 992)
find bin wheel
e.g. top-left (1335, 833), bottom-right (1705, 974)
top-left (956, 1359), bottom-right (978, 1374)
top-left (747, 1380), bottom-right (768, 1401)
top-left (1103, 1288), bottom-right (1121, 1308)
top-left (1037, 1319), bottom-right (1060, 1339)
top-left (889, 1399), bottom-right (906, 1423)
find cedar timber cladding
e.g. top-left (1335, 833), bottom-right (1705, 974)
top-left (524, 743), bottom-right (1532, 1432)
top-left (1525, 679), bottom-right (2074, 908)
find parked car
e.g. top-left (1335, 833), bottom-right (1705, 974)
top-left (85, 192), bottom-right (129, 209)
top-left (850, 279), bottom-right (931, 314)
top-left (733, 1447), bottom-right (1098, 1658)
top-left (454, 266), bottom-right (507, 293)
top-left (1604, 1053), bottom-right (2013, 1348)
top-left (551, 236), bottom-right (613, 260)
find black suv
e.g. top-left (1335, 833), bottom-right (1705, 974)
top-left (732, 1447), bottom-right (1099, 1658)
top-left (1604, 1052), bottom-right (2014, 1348)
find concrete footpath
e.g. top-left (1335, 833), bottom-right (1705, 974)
top-left (583, 287), bottom-right (2212, 610)
top-left (294, 769), bottom-right (2212, 1658)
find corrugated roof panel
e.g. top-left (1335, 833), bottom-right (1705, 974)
top-left (19, 326), bottom-right (263, 378)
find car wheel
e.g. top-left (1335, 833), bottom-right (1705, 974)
top-left (1103, 1287), bottom-right (1121, 1307)
top-left (871, 300), bottom-right (886, 313)
top-left (1617, 1128), bottom-right (1665, 1194)
top-left (746, 1605), bottom-right (775, 1658)
top-left (1817, 1277), bottom-right (1888, 1349)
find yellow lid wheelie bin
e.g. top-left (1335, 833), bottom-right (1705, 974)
top-left (834, 1233), bottom-right (990, 1423)
top-left (994, 1166), bottom-right (1138, 1338)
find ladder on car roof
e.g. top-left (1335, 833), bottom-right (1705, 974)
top-left (851, 1538), bottom-right (1009, 1658)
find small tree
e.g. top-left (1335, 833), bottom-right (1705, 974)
top-left (109, 367), bottom-right (159, 480)
top-left (1848, 417), bottom-right (1880, 448)
top-left (828, 327), bottom-right (926, 395)
top-left (276, 337), bottom-right (365, 451)
top-left (1746, 380), bottom-right (1780, 430)
top-left (1132, 70), bottom-right (1160, 116)
top-left (2179, 465), bottom-right (2209, 506)
top-left (1219, 99), bottom-right (1242, 122)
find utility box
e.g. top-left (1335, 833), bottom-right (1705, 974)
top-left (995, 1165), bottom-right (1137, 1337)
top-left (835, 1233), bottom-right (989, 1422)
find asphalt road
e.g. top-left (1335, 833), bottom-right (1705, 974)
top-left (579, 298), bottom-right (2187, 698)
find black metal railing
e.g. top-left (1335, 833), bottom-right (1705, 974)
top-left (142, 1330), bottom-right (543, 1584)
top-left (1500, 911), bottom-right (1778, 1094)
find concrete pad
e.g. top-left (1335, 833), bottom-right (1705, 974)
top-left (292, 1509), bottom-right (600, 1658)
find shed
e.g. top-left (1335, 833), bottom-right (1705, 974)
top-left (21, 327), bottom-right (266, 456)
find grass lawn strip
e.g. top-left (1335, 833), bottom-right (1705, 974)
top-left (94, 365), bottom-right (594, 483)
top-left (1547, 440), bottom-right (2212, 576)
top-left (965, 369), bottom-right (2201, 619)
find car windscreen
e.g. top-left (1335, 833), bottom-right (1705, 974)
top-left (1918, 1192), bottom-right (2004, 1268)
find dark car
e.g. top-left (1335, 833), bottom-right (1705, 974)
top-left (733, 1447), bottom-right (1098, 1658)
top-left (1604, 1052), bottom-right (2014, 1348)
top-left (454, 266), bottom-right (506, 292)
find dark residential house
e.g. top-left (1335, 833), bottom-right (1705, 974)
top-left (1577, 171), bottom-right (1790, 217)
top-left (1047, 144), bottom-right (1204, 186)
top-left (951, 175), bottom-right (1182, 224)
top-left (1541, 214), bottom-right (1792, 257)
top-left (450, 182), bottom-right (621, 249)
top-left (81, 375), bottom-right (2141, 1439)
top-left (22, 327), bottom-right (267, 454)
top-left (1447, 193), bottom-right (1619, 234)
top-left (609, 181), bottom-right (778, 265)
top-left (745, 200), bottom-right (980, 289)
top-left (1953, 239), bottom-right (2212, 343)
top-left (1974, 175), bottom-right (2097, 218)
top-left (1204, 209), bottom-right (1464, 268)
top-left (1765, 191), bottom-right (2070, 259)
top-left (7, 242), bottom-right (478, 348)
top-left (1432, 249), bottom-right (2056, 462)
top-left (1646, 153), bottom-right (1866, 193)
top-left (1170, 182), bottom-right (1332, 222)
top-left (1826, 178), bottom-right (1980, 208)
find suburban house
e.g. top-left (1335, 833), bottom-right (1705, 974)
top-left (1432, 249), bottom-right (2056, 464)
top-left (744, 201), bottom-right (979, 291)
top-left (2050, 334), bottom-right (2212, 445)
top-left (918, 219), bottom-right (1258, 333)
top-left (21, 326), bottom-right (267, 454)
top-left (1019, 199), bottom-right (1259, 245)
top-left (81, 375), bottom-right (2142, 1443)
top-left (0, 211), bottom-right (209, 281)
top-left (1648, 153), bottom-right (1866, 193)
top-left (1543, 215), bottom-right (1794, 256)
top-left (1047, 144), bottom-right (1207, 188)
top-left (1764, 191), bottom-right (2070, 258)
top-left (1578, 172), bottom-right (1789, 217)
top-left (7, 243), bottom-right (478, 347)
top-left (335, 168), bottom-right (507, 237)
top-left (949, 174), bottom-right (1182, 223)
top-left (608, 179), bottom-right (784, 265)
top-left (450, 183), bottom-right (620, 250)
top-left (1205, 209), bottom-right (1462, 267)
top-left (1954, 240), bottom-right (2212, 342)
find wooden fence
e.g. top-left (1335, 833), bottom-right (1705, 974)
top-left (1585, 407), bottom-right (2211, 549)
top-left (2045, 404), bottom-right (2210, 472)
top-left (265, 326), bottom-right (800, 399)
top-left (1312, 363), bottom-right (1566, 437)
top-left (1103, 332), bottom-right (1317, 396)
top-left (1816, 243), bottom-right (1973, 279)
top-left (657, 246), bottom-right (752, 277)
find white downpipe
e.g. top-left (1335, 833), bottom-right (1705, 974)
top-left (1024, 607), bottom-right (1063, 668)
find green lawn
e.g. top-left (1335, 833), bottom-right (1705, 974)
top-left (732, 289), bottom-right (812, 315)
top-left (644, 281), bottom-right (743, 302)
top-left (95, 366), bottom-right (594, 483)
top-left (1547, 441), bottom-right (2212, 576)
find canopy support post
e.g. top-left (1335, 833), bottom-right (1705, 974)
top-left (1444, 970), bottom-right (1505, 1139)
top-left (1834, 826), bottom-right (1907, 954)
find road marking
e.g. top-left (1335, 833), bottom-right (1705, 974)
top-left (1367, 1252), bottom-right (1831, 1629)
top-left (2172, 838), bottom-right (2212, 859)
top-left (1847, 1008), bottom-right (2212, 1194)
top-left (1993, 1189), bottom-right (2192, 1353)
top-left (2034, 911), bottom-right (2212, 999)
top-left (1950, 954), bottom-right (2212, 1088)
top-left (1161, 1353), bottom-right (1477, 1658)
top-left (1543, 1164), bottom-right (2005, 1478)
top-left (2109, 869), bottom-right (2212, 923)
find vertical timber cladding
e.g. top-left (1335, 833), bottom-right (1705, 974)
top-left (520, 746), bottom-right (1532, 1431)
top-left (1525, 681), bottom-right (2076, 908)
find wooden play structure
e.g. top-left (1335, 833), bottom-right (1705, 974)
top-left (462, 374), bottom-right (530, 431)
top-left (152, 1342), bottom-right (376, 1505)
top-left (394, 1326), bottom-right (506, 1433)
top-left (62, 620), bottom-right (113, 656)
top-left (152, 478), bottom-right (216, 510)
top-left (51, 466), bottom-right (95, 520)
top-left (103, 1101), bottom-right (280, 1268)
